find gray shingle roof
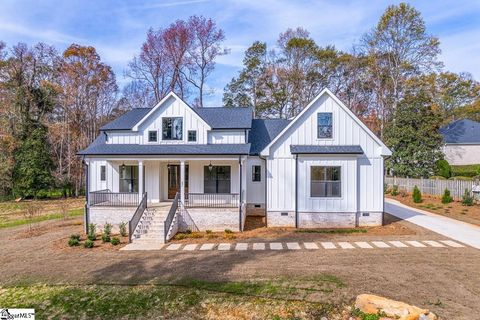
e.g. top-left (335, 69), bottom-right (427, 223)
top-left (194, 107), bottom-right (252, 129)
top-left (249, 119), bottom-right (291, 155)
top-left (440, 119), bottom-right (480, 144)
top-left (78, 134), bottom-right (250, 155)
top-left (290, 145), bottom-right (364, 154)
top-left (100, 108), bottom-right (151, 130)
top-left (100, 106), bottom-right (252, 131)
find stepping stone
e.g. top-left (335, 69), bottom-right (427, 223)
top-left (372, 241), bottom-right (390, 248)
top-left (405, 240), bottom-right (426, 248)
top-left (303, 242), bottom-right (319, 249)
top-left (389, 241), bottom-right (408, 248)
top-left (199, 243), bottom-right (215, 251)
top-left (183, 244), bottom-right (198, 251)
top-left (269, 242), bottom-right (283, 250)
top-left (423, 240), bottom-right (445, 248)
top-left (321, 242), bottom-right (336, 249)
top-left (217, 243), bottom-right (231, 251)
top-left (235, 243), bottom-right (248, 251)
top-left (355, 242), bottom-right (373, 249)
top-left (338, 242), bottom-right (355, 249)
top-left (252, 243), bottom-right (266, 250)
top-left (166, 244), bottom-right (182, 250)
top-left (440, 240), bottom-right (465, 248)
top-left (286, 242), bottom-right (301, 250)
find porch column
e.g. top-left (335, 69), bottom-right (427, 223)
top-left (138, 160), bottom-right (144, 201)
top-left (180, 160), bottom-right (185, 203)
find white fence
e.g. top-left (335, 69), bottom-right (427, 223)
top-left (385, 176), bottom-right (480, 200)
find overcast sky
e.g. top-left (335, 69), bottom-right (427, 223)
top-left (1, 0), bottom-right (479, 107)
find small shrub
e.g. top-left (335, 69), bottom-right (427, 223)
top-left (70, 234), bottom-right (81, 241)
top-left (87, 223), bottom-right (96, 241)
top-left (391, 185), bottom-right (399, 196)
top-left (84, 239), bottom-right (94, 248)
top-left (102, 233), bottom-right (111, 243)
top-left (224, 233), bottom-right (236, 240)
top-left (435, 159), bottom-right (451, 178)
top-left (207, 233), bottom-right (218, 239)
top-left (185, 229), bottom-right (192, 234)
top-left (205, 229), bottom-right (212, 234)
top-left (412, 185), bottom-right (422, 203)
top-left (68, 238), bottom-right (80, 247)
top-left (111, 237), bottom-right (120, 246)
top-left (441, 188), bottom-right (453, 204)
top-left (103, 223), bottom-right (112, 236)
top-left (191, 232), bottom-right (203, 239)
top-left (224, 229), bottom-right (233, 234)
top-left (462, 189), bottom-right (474, 206)
top-left (119, 222), bottom-right (127, 237)
top-left (174, 233), bottom-right (187, 240)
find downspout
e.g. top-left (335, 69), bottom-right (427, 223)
top-left (239, 155), bottom-right (243, 231)
top-left (295, 154), bottom-right (298, 228)
top-left (259, 155), bottom-right (267, 227)
top-left (83, 157), bottom-right (89, 234)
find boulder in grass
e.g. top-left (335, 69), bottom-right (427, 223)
top-left (355, 294), bottom-right (437, 320)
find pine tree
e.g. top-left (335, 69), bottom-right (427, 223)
top-left (412, 186), bottom-right (422, 203)
top-left (441, 188), bottom-right (453, 204)
top-left (12, 125), bottom-right (55, 198)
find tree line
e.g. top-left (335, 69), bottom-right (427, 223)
top-left (0, 4), bottom-right (479, 199)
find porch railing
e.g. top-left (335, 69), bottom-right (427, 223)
top-left (164, 192), bottom-right (179, 243)
top-left (89, 190), bottom-right (139, 207)
top-left (185, 193), bottom-right (240, 208)
top-left (128, 192), bottom-right (147, 243)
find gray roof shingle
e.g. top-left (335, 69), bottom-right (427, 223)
top-left (290, 145), bottom-right (364, 154)
top-left (249, 119), bottom-right (291, 155)
top-left (440, 119), bottom-right (480, 144)
top-left (100, 106), bottom-right (252, 131)
top-left (78, 134), bottom-right (250, 156)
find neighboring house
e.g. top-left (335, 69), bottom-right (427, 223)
top-left (78, 89), bottom-right (391, 243)
top-left (440, 119), bottom-right (480, 165)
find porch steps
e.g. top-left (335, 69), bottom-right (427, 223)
top-left (131, 208), bottom-right (168, 244)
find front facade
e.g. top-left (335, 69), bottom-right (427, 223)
top-left (79, 89), bottom-right (391, 243)
top-left (440, 119), bottom-right (480, 165)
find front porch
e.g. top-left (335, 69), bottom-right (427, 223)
top-left (85, 157), bottom-right (247, 243)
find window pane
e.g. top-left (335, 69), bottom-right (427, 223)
top-left (310, 166), bottom-right (341, 197)
top-left (119, 166), bottom-right (138, 192)
top-left (188, 130), bottom-right (197, 142)
top-left (252, 165), bottom-right (261, 181)
top-left (203, 166), bottom-right (231, 193)
top-left (317, 113), bottom-right (332, 138)
top-left (148, 131), bottom-right (157, 142)
top-left (100, 165), bottom-right (106, 181)
top-left (162, 117), bottom-right (183, 140)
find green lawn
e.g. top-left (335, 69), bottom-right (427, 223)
top-left (0, 208), bottom-right (83, 229)
top-left (0, 277), bottom-right (346, 319)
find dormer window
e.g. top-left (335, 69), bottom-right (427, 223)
top-left (188, 130), bottom-right (197, 142)
top-left (162, 117), bottom-right (183, 140)
top-left (317, 112), bottom-right (332, 139)
top-left (148, 130), bottom-right (158, 142)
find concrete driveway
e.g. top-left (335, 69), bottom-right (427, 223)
top-left (385, 198), bottom-right (480, 249)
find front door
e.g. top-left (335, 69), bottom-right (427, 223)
top-left (168, 165), bottom-right (188, 199)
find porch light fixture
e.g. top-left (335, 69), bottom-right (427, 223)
top-left (121, 163), bottom-right (126, 172)
top-left (167, 162), bottom-right (171, 171)
top-left (208, 162), bottom-right (213, 172)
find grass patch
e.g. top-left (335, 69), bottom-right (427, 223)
top-left (0, 278), bottom-right (344, 319)
top-left (0, 208), bottom-right (83, 229)
top-left (295, 228), bottom-right (368, 234)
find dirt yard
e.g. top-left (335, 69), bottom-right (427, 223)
top-left (387, 193), bottom-right (480, 226)
top-left (1, 216), bottom-right (480, 319)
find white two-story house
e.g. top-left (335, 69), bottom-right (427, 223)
top-left (78, 89), bottom-right (391, 244)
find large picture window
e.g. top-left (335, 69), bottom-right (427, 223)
top-left (204, 166), bottom-right (231, 193)
top-left (162, 117), bottom-right (183, 140)
top-left (120, 165), bottom-right (138, 192)
top-left (310, 166), bottom-right (341, 197)
top-left (317, 112), bottom-right (332, 138)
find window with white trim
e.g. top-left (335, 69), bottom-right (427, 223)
top-left (188, 130), bottom-right (197, 142)
top-left (310, 166), bottom-right (341, 197)
top-left (252, 165), bottom-right (261, 182)
top-left (100, 165), bottom-right (106, 181)
top-left (148, 130), bottom-right (158, 142)
top-left (317, 112), bottom-right (332, 138)
top-left (162, 117), bottom-right (183, 140)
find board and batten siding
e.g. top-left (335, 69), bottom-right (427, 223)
top-left (265, 93), bottom-right (385, 224)
top-left (246, 157), bottom-right (265, 205)
top-left (106, 132), bottom-right (141, 144)
top-left (208, 130), bottom-right (245, 144)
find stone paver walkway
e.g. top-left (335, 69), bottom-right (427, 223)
top-left (122, 239), bottom-right (468, 251)
top-left (385, 198), bottom-right (480, 249)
